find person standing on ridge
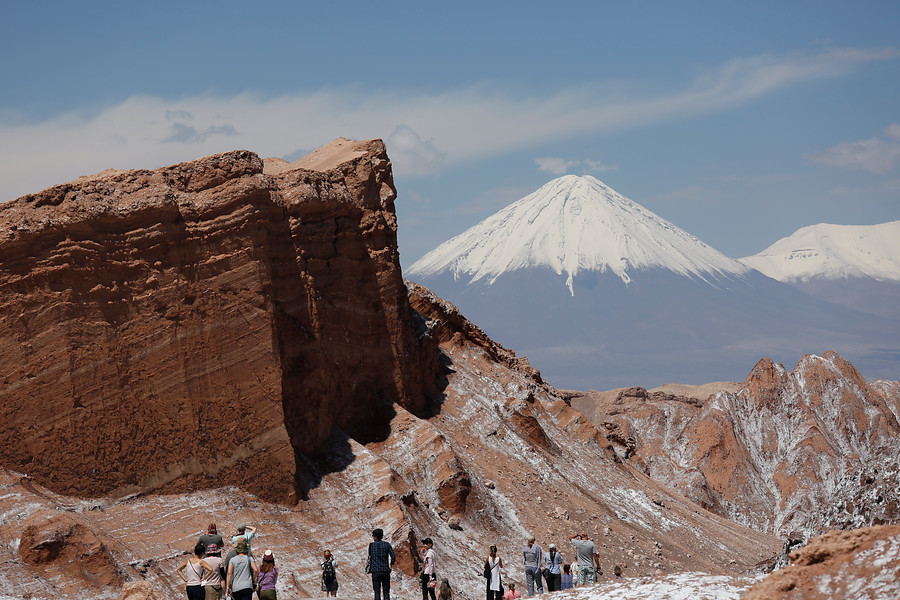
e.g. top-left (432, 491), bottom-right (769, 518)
top-left (419, 537), bottom-right (437, 600)
top-left (368, 528), bottom-right (396, 600)
top-left (560, 563), bottom-right (574, 590)
top-left (231, 524), bottom-right (257, 557)
top-left (201, 543), bottom-right (224, 600)
top-left (257, 550), bottom-right (278, 600)
top-left (321, 549), bottom-right (339, 597)
top-left (225, 539), bottom-right (258, 600)
top-left (198, 524), bottom-right (224, 552)
top-left (569, 533), bottom-right (600, 585)
top-left (484, 544), bottom-right (503, 600)
top-left (522, 536), bottom-right (544, 595)
top-left (177, 543), bottom-right (213, 600)
top-left (543, 543), bottom-right (563, 591)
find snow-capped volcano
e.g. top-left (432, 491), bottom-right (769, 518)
top-left (739, 220), bottom-right (900, 321)
top-left (739, 220), bottom-right (900, 282)
top-left (407, 177), bottom-right (900, 390)
top-left (409, 175), bottom-right (748, 294)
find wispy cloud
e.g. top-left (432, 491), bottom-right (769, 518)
top-left (536, 157), bottom-right (579, 175)
top-left (0, 47), bottom-right (896, 200)
top-left (807, 123), bottom-right (900, 173)
top-left (163, 122), bottom-right (239, 144)
top-left (386, 124), bottom-right (445, 177)
top-left (536, 157), bottom-right (619, 175)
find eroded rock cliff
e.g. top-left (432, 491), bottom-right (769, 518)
top-left (0, 138), bottom-right (439, 503)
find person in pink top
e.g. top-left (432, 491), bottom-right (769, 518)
top-left (202, 543), bottom-right (224, 599)
top-left (503, 582), bottom-right (521, 599)
top-left (177, 543), bottom-right (213, 600)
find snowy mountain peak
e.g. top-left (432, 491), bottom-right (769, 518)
top-left (408, 175), bottom-right (749, 295)
top-left (739, 220), bottom-right (900, 283)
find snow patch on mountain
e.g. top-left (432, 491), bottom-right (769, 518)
top-left (408, 175), bottom-right (749, 295)
top-left (740, 220), bottom-right (900, 283)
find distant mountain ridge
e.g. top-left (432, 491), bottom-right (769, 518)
top-left (740, 220), bottom-right (900, 321)
top-left (409, 175), bottom-right (749, 295)
top-left (408, 177), bottom-right (900, 389)
top-left (740, 220), bottom-right (900, 282)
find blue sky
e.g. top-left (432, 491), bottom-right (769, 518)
top-left (1, 1), bottom-right (898, 267)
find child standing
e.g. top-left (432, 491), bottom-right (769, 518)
top-left (503, 582), bottom-right (521, 600)
top-left (560, 563), bottom-right (574, 590)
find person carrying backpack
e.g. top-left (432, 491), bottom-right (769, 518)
top-left (321, 549), bottom-right (339, 597)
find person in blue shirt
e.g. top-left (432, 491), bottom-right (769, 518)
top-left (230, 524), bottom-right (257, 558)
top-left (368, 528), bottom-right (396, 600)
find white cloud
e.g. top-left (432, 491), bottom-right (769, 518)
top-left (536, 157), bottom-right (579, 175)
top-left (386, 124), bottom-right (445, 177)
top-left (0, 47), bottom-right (896, 201)
top-left (884, 122), bottom-right (900, 140)
top-left (536, 157), bottom-right (618, 175)
top-left (807, 123), bottom-right (900, 174)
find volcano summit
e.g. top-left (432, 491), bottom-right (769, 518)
top-left (410, 175), bottom-right (749, 295)
top-left (408, 176), bottom-right (900, 389)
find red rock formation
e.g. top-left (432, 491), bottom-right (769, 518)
top-left (19, 511), bottom-right (127, 588)
top-left (0, 138), bottom-right (438, 503)
top-left (574, 352), bottom-right (900, 537)
top-left (744, 525), bottom-right (900, 599)
top-left (0, 288), bottom-right (782, 598)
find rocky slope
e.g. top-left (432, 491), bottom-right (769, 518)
top-left (0, 282), bottom-right (784, 600)
top-left (572, 352), bottom-right (900, 538)
top-left (0, 141), bottom-right (783, 600)
top-left (744, 524), bottom-right (900, 600)
top-left (0, 138), bottom-right (439, 503)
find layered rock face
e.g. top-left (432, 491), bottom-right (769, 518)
top-left (0, 138), bottom-right (437, 502)
top-left (572, 351), bottom-right (900, 537)
top-left (0, 285), bottom-right (781, 600)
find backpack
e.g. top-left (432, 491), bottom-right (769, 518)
top-left (323, 559), bottom-right (336, 584)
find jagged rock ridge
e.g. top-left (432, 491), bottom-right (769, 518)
top-left (572, 351), bottom-right (900, 538)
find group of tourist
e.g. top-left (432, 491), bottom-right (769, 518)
top-left (366, 528), bottom-right (609, 600)
top-left (178, 523), bottom-right (332, 600)
top-left (520, 533), bottom-right (604, 595)
top-left (180, 523), bottom-right (611, 600)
